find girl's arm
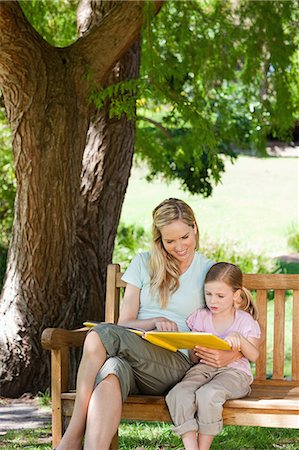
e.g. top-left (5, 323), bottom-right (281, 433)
top-left (117, 283), bottom-right (178, 331)
top-left (225, 332), bottom-right (260, 362)
top-left (193, 347), bottom-right (242, 367)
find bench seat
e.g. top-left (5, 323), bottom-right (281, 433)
top-left (60, 382), bottom-right (299, 429)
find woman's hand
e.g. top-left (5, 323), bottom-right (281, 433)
top-left (189, 349), bottom-right (200, 364)
top-left (193, 346), bottom-right (242, 368)
top-left (154, 318), bottom-right (178, 332)
top-left (118, 284), bottom-right (179, 332)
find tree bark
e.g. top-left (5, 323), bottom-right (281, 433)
top-left (0, 0), bottom-right (160, 397)
top-left (75, 0), bottom-right (141, 335)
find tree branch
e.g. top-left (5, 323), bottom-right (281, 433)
top-left (138, 115), bottom-right (172, 139)
top-left (0, 1), bottom-right (52, 63)
top-left (0, 0), bottom-right (56, 101)
top-left (70, 0), bottom-right (164, 86)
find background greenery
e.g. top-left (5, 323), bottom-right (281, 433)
top-left (1, 154), bottom-right (298, 290)
top-left (117, 155), bottom-right (298, 259)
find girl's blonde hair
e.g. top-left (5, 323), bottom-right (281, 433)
top-left (205, 262), bottom-right (258, 320)
top-left (149, 198), bottom-right (199, 308)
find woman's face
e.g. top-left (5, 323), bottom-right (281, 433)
top-left (160, 219), bottom-right (197, 268)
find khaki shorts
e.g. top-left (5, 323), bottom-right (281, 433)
top-left (166, 363), bottom-right (252, 436)
top-left (91, 323), bottom-right (192, 401)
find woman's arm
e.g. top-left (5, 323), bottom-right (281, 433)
top-left (117, 283), bottom-right (178, 331)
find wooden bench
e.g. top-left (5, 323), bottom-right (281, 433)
top-left (41, 264), bottom-right (299, 449)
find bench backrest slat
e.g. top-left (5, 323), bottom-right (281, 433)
top-left (105, 265), bottom-right (299, 383)
top-left (273, 290), bottom-right (285, 380)
top-left (255, 290), bottom-right (267, 380)
top-left (105, 264), bottom-right (121, 323)
top-left (292, 290), bottom-right (299, 381)
top-left (242, 274), bottom-right (299, 290)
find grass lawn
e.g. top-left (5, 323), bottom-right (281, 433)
top-left (1, 423), bottom-right (299, 449)
top-left (120, 156), bottom-right (298, 256)
top-left (120, 422), bottom-right (299, 449)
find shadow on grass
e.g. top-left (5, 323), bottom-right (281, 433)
top-left (0, 425), bottom-right (52, 450)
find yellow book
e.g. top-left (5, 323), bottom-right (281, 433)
top-left (83, 322), bottom-right (231, 352)
top-left (127, 329), bottom-right (231, 352)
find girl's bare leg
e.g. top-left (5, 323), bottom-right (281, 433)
top-left (198, 434), bottom-right (214, 450)
top-left (84, 374), bottom-right (122, 450)
top-left (56, 331), bottom-right (107, 450)
top-left (182, 431), bottom-right (199, 450)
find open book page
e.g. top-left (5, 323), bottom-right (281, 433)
top-left (83, 322), bottom-right (231, 352)
top-left (130, 330), bottom-right (231, 352)
top-left (83, 321), bottom-right (102, 328)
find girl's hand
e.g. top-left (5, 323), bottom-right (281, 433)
top-left (194, 346), bottom-right (242, 368)
top-left (225, 332), bottom-right (242, 351)
top-left (154, 318), bottom-right (178, 332)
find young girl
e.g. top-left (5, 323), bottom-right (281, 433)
top-left (166, 262), bottom-right (261, 450)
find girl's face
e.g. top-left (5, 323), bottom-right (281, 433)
top-left (160, 219), bottom-right (197, 268)
top-left (204, 280), bottom-right (240, 315)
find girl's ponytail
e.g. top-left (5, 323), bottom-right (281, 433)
top-left (237, 287), bottom-right (259, 320)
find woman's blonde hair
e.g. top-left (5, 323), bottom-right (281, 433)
top-left (149, 198), bottom-right (199, 308)
top-left (205, 262), bottom-right (258, 320)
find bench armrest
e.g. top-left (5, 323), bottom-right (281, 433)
top-left (41, 327), bottom-right (88, 350)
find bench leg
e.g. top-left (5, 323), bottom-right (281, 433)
top-left (51, 347), bottom-right (69, 449)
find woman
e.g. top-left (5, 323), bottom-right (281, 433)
top-left (57, 198), bottom-right (239, 450)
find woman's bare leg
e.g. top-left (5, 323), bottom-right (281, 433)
top-left (56, 331), bottom-right (107, 450)
top-left (84, 374), bottom-right (122, 450)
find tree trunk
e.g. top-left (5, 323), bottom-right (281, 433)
top-left (0, 0), bottom-right (152, 397)
top-left (75, 0), bottom-right (141, 326)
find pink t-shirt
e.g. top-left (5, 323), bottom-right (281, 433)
top-left (187, 308), bottom-right (261, 378)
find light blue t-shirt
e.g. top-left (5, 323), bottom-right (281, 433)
top-left (121, 251), bottom-right (214, 332)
